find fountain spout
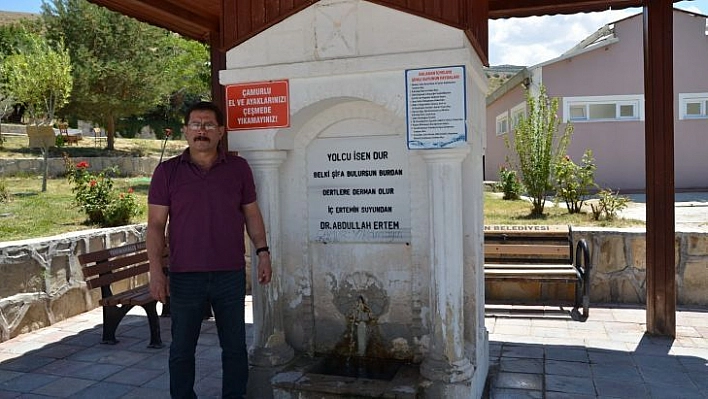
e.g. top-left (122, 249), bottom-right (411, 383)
top-left (356, 321), bottom-right (367, 357)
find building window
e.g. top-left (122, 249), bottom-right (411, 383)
top-left (679, 93), bottom-right (708, 119)
top-left (563, 95), bottom-right (644, 122)
top-left (496, 112), bottom-right (509, 136)
top-left (569, 105), bottom-right (586, 120)
top-left (510, 103), bottom-right (526, 130)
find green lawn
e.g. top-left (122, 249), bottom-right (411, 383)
top-left (0, 134), bottom-right (182, 241)
top-left (0, 176), bottom-right (643, 242)
top-left (0, 134), bottom-right (643, 241)
top-left (484, 192), bottom-right (643, 228)
top-left (0, 175), bottom-right (149, 241)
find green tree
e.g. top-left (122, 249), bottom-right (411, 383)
top-left (506, 85), bottom-right (573, 217)
top-left (0, 17), bottom-right (44, 59)
top-left (0, 19), bottom-right (48, 126)
top-left (135, 35), bottom-right (210, 140)
top-left (3, 30), bottom-right (72, 192)
top-left (42, 0), bottom-right (175, 150)
top-left (162, 34), bottom-right (210, 101)
top-left (4, 32), bottom-right (72, 125)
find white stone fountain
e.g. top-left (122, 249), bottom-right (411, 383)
top-left (223, 1), bottom-right (489, 397)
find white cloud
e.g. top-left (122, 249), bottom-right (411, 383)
top-left (489, 10), bottom-right (637, 66)
top-left (489, 0), bottom-right (708, 67)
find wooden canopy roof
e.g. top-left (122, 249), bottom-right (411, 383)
top-left (85, 0), bottom-right (646, 65)
top-left (84, 0), bottom-right (680, 337)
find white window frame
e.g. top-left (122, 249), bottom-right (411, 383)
top-left (510, 103), bottom-right (526, 130)
top-left (679, 93), bottom-right (708, 120)
top-left (495, 112), bottom-right (509, 136)
top-left (563, 95), bottom-right (645, 123)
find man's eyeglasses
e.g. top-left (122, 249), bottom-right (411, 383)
top-left (187, 122), bottom-right (219, 131)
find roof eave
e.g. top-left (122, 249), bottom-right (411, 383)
top-left (86, 0), bottom-right (219, 42)
top-left (489, 0), bottom-right (644, 19)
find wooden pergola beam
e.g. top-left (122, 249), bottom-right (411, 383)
top-left (643, 0), bottom-right (676, 337)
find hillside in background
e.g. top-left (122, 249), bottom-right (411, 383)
top-left (485, 65), bottom-right (525, 94)
top-left (0, 11), bottom-right (39, 26)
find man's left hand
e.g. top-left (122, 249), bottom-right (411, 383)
top-left (257, 252), bottom-right (272, 284)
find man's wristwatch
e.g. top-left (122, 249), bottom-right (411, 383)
top-left (256, 246), bottom-right (270, 256)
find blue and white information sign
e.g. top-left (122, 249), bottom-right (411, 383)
top-left (405, 66), bottom-right (467, 149)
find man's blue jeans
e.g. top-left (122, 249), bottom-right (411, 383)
top-left (169, 270), bottom-right (247, 399)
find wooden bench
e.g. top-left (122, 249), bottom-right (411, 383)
top-left (484, 225), bottom-right (591, 320)
top-left (78, 241), bottom-right (165, 348)
top-left (59, 126), bottom-right (81, 145)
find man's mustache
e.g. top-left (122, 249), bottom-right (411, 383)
top-left (194, 136), bottom-right (210, 142)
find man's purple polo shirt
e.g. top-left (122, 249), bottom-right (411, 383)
top-left (148, 148), bottom-right (257, 272)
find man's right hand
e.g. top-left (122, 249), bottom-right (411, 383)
top-left (150, 271), bottom-right (169, 303)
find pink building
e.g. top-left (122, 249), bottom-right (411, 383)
top-left (486, 8), bottom-right (708, 191)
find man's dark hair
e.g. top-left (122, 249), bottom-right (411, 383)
top-left (184, 101), bottom-right (224, 126)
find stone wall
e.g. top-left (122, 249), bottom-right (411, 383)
top-left (0, 225), bottom-right (147, 342)
top-left (1, 226), bottom-right (706, 343)
top-left (0, 157), bottom-right (160, 177)
top-left (575, 228), bottom-right (708, 306)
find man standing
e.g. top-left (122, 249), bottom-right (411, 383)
top-left (147, 101), bottom-right (272, 399)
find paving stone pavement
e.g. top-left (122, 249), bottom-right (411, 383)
top-left (0, 299), bottom-right (706, 398)
top-left (618, 191), bottom-right (708, 231)
top-left (0, 299), bottom-right (255, 399)
top-left (486, 305), bottom-right (708, 398)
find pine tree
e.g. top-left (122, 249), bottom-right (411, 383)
top-left (42, 0), bottom-right (174, 150)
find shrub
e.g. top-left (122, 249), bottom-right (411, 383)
top-left (554, 150), bottom-right (597, 214)
top-left (506, 85), bottom-right (573, 217)
top-left (63, 154), bottom-right (141, 227)
top-left (590, 189), bottom-right (630, 221)
top-left (496, 166), bottom-right (524, 200)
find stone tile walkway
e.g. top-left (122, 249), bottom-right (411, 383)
top-left (618, 191), bottom-right (708, 231)
top-left (0, 301), bottom-right (706, 398)
top-left (486, 305), bottom-right (708, 398)
top-left (0, 299), bottom-right (254, 399)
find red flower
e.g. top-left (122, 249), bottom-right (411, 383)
top-left (89, 180), bottom-right (97, 187)
top-left (164, 128), bottom-right (172, 137)
top-left (127, 187), bottom-right (134, 194)
top-left (76, 161), bottom-right (90, 169)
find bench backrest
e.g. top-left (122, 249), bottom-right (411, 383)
top-left (484, 225), bottom-right (572, 264)
top-left (78, 241), bottom-right (151, 290)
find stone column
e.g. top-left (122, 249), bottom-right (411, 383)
top-left (417, 146), bottom-right (474, 383)
top-left (240, 150), bottom-right (294, 366)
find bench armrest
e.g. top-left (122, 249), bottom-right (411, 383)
top-left (574, 239), bottom-right (590, 276)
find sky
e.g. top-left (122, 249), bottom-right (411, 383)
top-left (2, 0), bottom-right (707, 66)
top-left (489, 0), bottom-right (708, 66)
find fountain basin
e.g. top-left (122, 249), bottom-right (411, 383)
top-left (271, 355), bottom-right (420, 398)
top-left (309, 356), bottom-right (404, 381)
